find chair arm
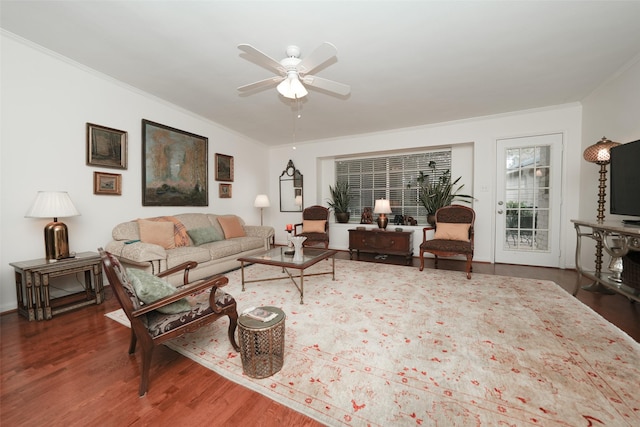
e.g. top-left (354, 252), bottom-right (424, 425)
top-left (422, 226), bottom-right (435, 242)
top-left (131, 274), bottom-right (227, 317)
top-left (156, 261), bottom-right (199, 285)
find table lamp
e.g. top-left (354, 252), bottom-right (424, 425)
top-left (25, 191), bottom-right (80, 260)
top-left (254, 194), bottom-right (270, 226)
top-left (374, 199), bottom-right (392, 229)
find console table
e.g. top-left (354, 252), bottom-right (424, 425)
top-left (10, 251), bottom-right (104, 321)
top-left (571, 220), bottom-right (640, 302)
top-left (348, 228), bottom-right (414, 265)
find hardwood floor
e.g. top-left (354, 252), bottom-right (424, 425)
top-left (2, 252), bottom-right (638, 426)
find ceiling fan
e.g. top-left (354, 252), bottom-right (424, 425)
top-left (237, 42), bottom-right (350, 99)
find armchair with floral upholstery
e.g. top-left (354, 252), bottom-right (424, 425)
top-left (99, 248), bottom-right (239, 396)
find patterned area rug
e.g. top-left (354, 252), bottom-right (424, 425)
top-left (106, 259), bottom-right (640, 426)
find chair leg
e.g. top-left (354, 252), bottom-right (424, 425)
top-left (138, 345), bottom-right (154, 397)
top-left (227, 312), bottom-right (240, 351)
top-left (419, 250), bottom-right (425, 271)
top-left (466, 255), bottom-right (472, 279)
top-left (128, 330), bottom-right (137, 354)
top-left (434, 255), bottom-right (439, 269)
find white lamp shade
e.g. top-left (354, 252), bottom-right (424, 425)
top-left (254, 194), bottom-right (270, 208)
top-left (373, 199), bottom-right (392, 214)
top-left (25, 191), bottom-right (80, 219)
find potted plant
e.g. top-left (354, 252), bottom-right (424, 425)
top-left (415, 167), bottom-right (473, 225)
top-left (328, 181), bottom-right (352, 223)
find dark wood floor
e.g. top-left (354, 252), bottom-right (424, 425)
top-left (2, 252), bottom-right (638, 426)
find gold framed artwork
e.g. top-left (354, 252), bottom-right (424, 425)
top-left (142, 119), bottom-right (208, 206)
top-left (219, 183), bottom-right (232, 198)
top-left (86, 123), bottom-right (127, 169)
top-left (215, 153), bottom-right (234, 182)
top-left (94, 171), bottom-right (122, 195)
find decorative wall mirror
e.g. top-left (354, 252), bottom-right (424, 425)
top-left (280, 159), bottom-right (303, 212)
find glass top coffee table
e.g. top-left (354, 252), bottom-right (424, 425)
top-left (238, 247), bottom-right (337, 304)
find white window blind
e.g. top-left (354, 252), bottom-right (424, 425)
top-left (335, 150), bottom-right (452, 223)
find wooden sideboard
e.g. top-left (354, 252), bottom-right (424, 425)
top-left (348, 228), bottom-right (414, 265)
top-left (571, 219), bottom-right (640, 302)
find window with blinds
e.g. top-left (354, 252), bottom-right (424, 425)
top-left (335, 150), bottom-right (452, 223)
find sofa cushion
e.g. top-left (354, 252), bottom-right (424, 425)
top-left (434, 222), bottom-right (470, 241)
top-left (126, 268), bottom-right (191, 314)
top-left (237, 236), bottom-right (266, 252)
top-left (218, 216), bottom-right (246, 238)
top-left (138, 219), bottom-right (176, 249)
top-left (202, 239), bottom-right (243, 259)
top-left (112, 221), bottom-right (140, 241)
top-left (175, 213), bottom-right (213, 232)
top-left (187, 227), bottom-right (223, 246)
top-left (303, 219), bottom-right (326, 233)
top-left (165, 246), bottom-right (212, 269)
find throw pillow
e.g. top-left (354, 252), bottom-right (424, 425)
top-left (137, 219), bottom-right (176, 249)
top-left (187, 227), bottom-right (223, 246)
top-left (217, 216), bottom-right (246, 238)
top-left (302, 219), bottom-right (326, 233)
top-left (434, 223), bottom-right (471, 241)
top-left (126, 268), bottom-right (191, 314)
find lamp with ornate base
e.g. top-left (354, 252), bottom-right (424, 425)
top-left (582, 136), bottom-right (621, 293)
top-left (25, 191), bottom-right (80, 260)
top-left (374, 199), bottom-right (392, 230)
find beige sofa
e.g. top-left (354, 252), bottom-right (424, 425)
top-left (105, 213), bottom-right (274, 285)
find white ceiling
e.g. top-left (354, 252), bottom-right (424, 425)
top-left (2, 1), bottom-right (640, 146)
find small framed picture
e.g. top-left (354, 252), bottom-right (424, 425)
top-left (86, 123), bottom-right (127, 169)
top-left (94, 171), bottom-right (122, 195)
top-left (219, 183), bottom-right (232, 198)
top-left (215, 153), bottom-right (234, 182)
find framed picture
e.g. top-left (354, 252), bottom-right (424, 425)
top-left (142, 119), bottom-right (208, 206)
top-left (86, 123), bottom-right (127, 169)
top-left (219, 183), bottom-right (232, 198)
top-left (93, 171), bottom-right (121, 195)
top-left (215, 153), bottom-right (234, 182)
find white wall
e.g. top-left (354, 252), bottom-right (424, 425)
top-left (267, 105), bottom-right (584, 266)
top-left (578, 55), bottom-right (640, 267)
top-left (0, 33), bottom-right (269, 312)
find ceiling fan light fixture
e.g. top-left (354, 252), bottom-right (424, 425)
top-left (277, 72), bottom-right (307, 99)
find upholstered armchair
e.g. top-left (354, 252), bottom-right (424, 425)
top-left (419, 205), bottom-right (475, 279)
top-left (294, 205), bottom-right (330, 249)
top-left (99, 248), bottom-right (240, 396)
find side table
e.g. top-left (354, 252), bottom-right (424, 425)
top-left (238, 306), bottom-right (286, 378)
top-left (9, 251), bottom-right (104, 321)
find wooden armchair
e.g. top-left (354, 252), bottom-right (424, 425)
top-left (294, 205), bottom-right (330, 249)
top-left (419, 205), bottom-right (475, 279)
top-left (99, 248), bottom-right (240, 396)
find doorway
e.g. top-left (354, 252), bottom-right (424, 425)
top-left (495, 134), bottom-right (563, 267)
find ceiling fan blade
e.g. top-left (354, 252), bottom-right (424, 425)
top-left (237, 76), bottom-right (284, 92)
top-left (238, 44), bottom-right (285, 75)
top-left (302, 75), bottom-right (351, 96)
top-left (298, 42), bottom-right (338, 74)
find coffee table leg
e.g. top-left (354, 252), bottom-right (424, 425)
top-left (332, 255), bottom-right (336, 280)
top-left (241, 261), bottom-right (246, 291)
top-left (299, 271), bottom-right (304, 304)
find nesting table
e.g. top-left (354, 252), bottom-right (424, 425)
top-left (9, 251), bottom-right (104, 321)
